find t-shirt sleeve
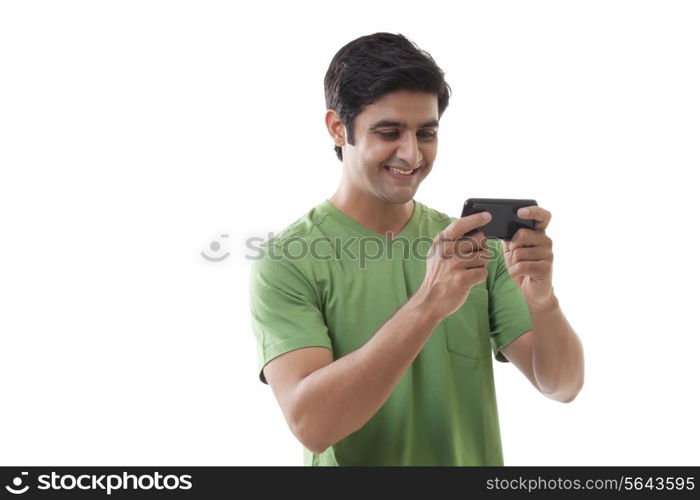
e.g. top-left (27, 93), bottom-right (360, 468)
top-left (248, 253), bottom-right (333, 384)
top-left (487, 239), bottom-right (534, 363)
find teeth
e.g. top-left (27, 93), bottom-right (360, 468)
top-left (388, 167), bottom-right (415, 175)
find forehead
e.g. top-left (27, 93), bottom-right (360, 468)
top-left (356, 90), bottom-right (439, 127)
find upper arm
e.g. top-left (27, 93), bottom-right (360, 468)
top-left (500, 330), bottom-right (539, 390)
top-left (249, 253), bottom-right (333, 384)
top-left (263, 347), bottom-right (333, 424)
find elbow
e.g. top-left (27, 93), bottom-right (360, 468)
top-left (541, 387), bottom-right (579, 404)
top-left (537, 362), bottom-right (584, 404)
top-left (568, 378), bottom-right (585, 403)
top-left (565, 370), bottom-right (585, 403)
top-left (544, 378), bottom-right (584, 404)
top-left (287, 404), bottom-right (334, 454)
top-left (283, 379), bottom-right (338, 454)
top-left (557, 389), bottom-right (580, 404)
top-left (291, 418), bottom-right (331, 454)
top-left (303, 440), bottom-right (331, 455)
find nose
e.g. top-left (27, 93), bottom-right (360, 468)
top-left (396, 132), bottom-right (423, 168)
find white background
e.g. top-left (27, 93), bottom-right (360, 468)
top-left (1, 0), bottom-right (698, 466)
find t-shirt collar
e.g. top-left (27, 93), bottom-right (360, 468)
top-left (318, 198), bottom-right (422, 240)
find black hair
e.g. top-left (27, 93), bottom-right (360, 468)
top-left (324, 32), bottom-right (451, 161)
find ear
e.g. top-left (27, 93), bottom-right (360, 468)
top-left (325, 109), bottom-right (346, 147)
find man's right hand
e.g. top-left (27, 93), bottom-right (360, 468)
top-left (417, 212), bottom-right (494, 320)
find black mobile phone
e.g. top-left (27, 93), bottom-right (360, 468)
top-left (461, 198), bottom-right (538, 240)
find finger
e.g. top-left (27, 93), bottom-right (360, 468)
top-left (509, 228), bottom-right (552, 252)
top-left (516, 206), bottom-right (551, 231)
top-left (441, 239), bottom-right (473, 258)
top-left (440, 212), bottom-right (492, 242)
top-left (507, 260), bottom-right (553, 280)
top-left (441, 237), bottom-right (489, 260)
top-left (453, 248), bottom-right (492, 268)
top-left (502, 239), bottom-right (514, 260)
top-left (507, 246), bottom-right (553, 264)
top-left (454, 230), bottom-right (489, 252)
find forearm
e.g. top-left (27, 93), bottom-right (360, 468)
top-left (293, 290), bottom-right (443, 453)
top-left (529, 295), bottom-right (584, 402)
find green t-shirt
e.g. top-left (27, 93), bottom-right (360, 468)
top-left (248, 198), bottom-right (533, 466)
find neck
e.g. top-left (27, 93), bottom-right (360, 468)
top-left (328, 186), bottom-right (415, 238)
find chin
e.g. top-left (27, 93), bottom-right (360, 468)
top-left (388, 191), bottom-right (417, 204)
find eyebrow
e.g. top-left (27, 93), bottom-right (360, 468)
top-left (368, 119), bottom-right (439, 130)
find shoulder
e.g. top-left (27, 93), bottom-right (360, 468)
top-left (254, 202), bottom-right (333, 259)
top-left (248, 203), bottom-right (331, 292)
top-left (271, 203), bottom-right (331, 244)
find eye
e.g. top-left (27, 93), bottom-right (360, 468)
top-left (376, 130), bottom-right (437, 140)
top-left (377, 130), bottom-right (399, 139)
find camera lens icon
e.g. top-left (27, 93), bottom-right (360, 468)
top-left (201, 234), bottom-right (230, 262)
top-left (5, 472), bottom-right (29, 494)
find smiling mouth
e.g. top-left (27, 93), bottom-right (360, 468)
top-left (384, 165), bottom-right (419, 177)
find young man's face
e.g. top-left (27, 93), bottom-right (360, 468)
top-left (341, 89), bottom-right (439, 205)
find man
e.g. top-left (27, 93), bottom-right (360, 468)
top-left (248, 32), bottom-right (584, 466)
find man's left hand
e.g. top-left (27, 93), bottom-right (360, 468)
top-left (503, 206), bottom-right (556, 310)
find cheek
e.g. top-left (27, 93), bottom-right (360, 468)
top-left (423, 143), bottom-right (438, 160)
top-left (363, 142), bottom-right (393, 165)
